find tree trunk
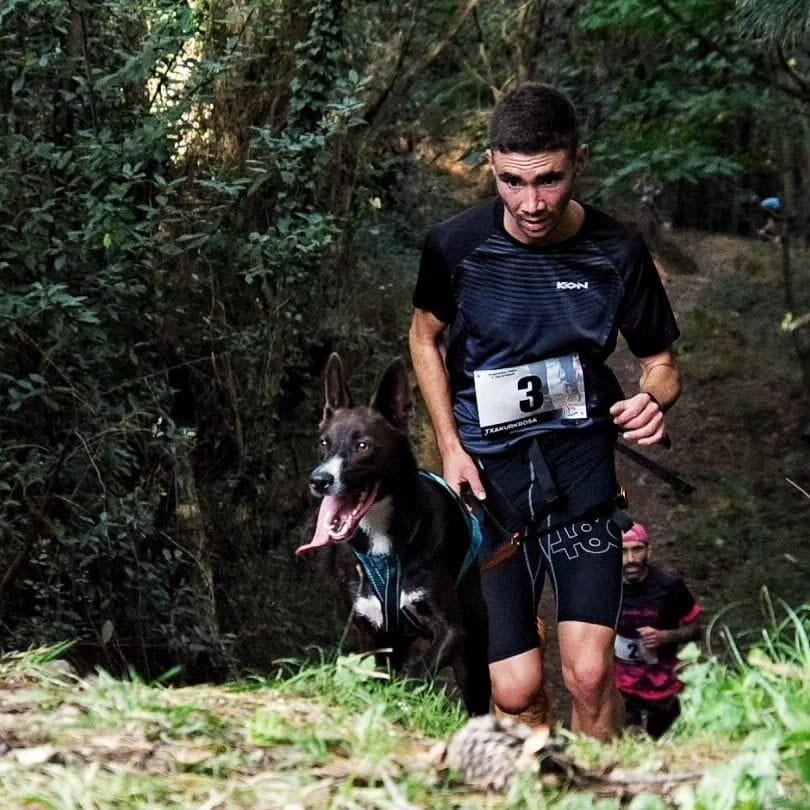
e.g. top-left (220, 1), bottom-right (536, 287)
top-left (779, 235), bottom-right (810, 400)
top-left (173, 429), bottom-right (229, 672)
top-left (778, 127), bottom-right (810, 401)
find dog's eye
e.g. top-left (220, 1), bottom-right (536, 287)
top-left (356, 440), bottom-right (369, 452)
top-left (319, 437), bottom-right (329, 449)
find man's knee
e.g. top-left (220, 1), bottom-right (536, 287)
top-left (490, 649), bottom-right (544, 715)
top-left (558, 621), bottom-right (616, 707)
top-left (562, 658), bottom-right (612, 705)
top-left (491, 676), bottom-right (543, 715)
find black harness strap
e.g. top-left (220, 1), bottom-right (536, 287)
top-left (615, 442), bottom-right (695, 496)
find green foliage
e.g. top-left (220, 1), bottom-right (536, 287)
top-left (0, 0), bottom-right (193, 671)
top-left (0, 0), bottom-right (372, 677)
top-left (574, 0), bottom-right (764, 198)
top-left (674, 593), bottom-right (810, 807)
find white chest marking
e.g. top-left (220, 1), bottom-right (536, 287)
top-left (353, 585), bottom-right (425, 631)
top-left (400, 588), bottom-right (426, 610)
top-left (359, 495), bottom-right (394, 555)
top-left (353, 595), bottom-right (383, 629)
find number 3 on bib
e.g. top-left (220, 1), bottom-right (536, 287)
top-left (474, 354), bottom-right (588, 438)
top-left (518, 374), bottom-right (544, 412)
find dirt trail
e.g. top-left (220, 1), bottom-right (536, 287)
top-left (535, 228), bottom-right (807, 724)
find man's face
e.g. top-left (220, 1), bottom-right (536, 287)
top-left (622, 541), bottom-right (650, 584)
top-left (487, 146), bottom-right (586, 246)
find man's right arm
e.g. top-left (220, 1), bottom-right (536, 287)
top-left (636, 619), bottom-right (702, 650)
top-left (637, 581), bottom-right (704, 650)
top-left (409, 308), bottom-right (486, 499)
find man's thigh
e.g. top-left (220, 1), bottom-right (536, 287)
top-left (540, 513), bottom-right (622, 626)
top-left (558, 620), bottom-right (616, 675)
top-left (480, 538), bottom-right (545, 662)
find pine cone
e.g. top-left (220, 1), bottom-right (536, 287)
top-left (437, 714), bottom-right (550, 791)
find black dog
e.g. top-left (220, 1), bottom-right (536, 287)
top-left (296, 353), bottom-right (491, 715)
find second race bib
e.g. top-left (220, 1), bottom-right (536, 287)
top-left (615, 633), bottom-right (659, 665)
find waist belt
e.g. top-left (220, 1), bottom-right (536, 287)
top-left (476, 489), bottom-right (631, 573)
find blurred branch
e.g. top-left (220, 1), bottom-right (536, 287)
top-left (785, 478), bottom-right (810, 500)
top-left (365, 0), bottom-right (483, 127)
top-left (773, 43), bottom-right (810, 98)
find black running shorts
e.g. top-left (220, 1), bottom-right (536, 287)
top-left (473, 431), bottom-right (623, 663)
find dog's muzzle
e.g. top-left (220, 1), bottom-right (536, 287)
top-left (309, 467), bottom-right (334, 496)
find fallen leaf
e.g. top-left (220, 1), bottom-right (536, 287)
top-left (13, 745), bottom-right (58, 765)
top-left (172, 746), bottom-right (215, 765)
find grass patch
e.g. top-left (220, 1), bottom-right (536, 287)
top-left (1, 610), bottom-right (808, 808)
top-left (257, 650), bottom-right (467, 738)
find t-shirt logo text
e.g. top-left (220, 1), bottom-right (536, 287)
top-left (557, 281), bottom-right (589, 290)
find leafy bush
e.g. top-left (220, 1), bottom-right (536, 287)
top-left (0, 0), bottom-right (371, 678)
top-left (674, 592), bottom-right (810, 807)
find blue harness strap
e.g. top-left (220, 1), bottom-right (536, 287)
top-left (418, 470), bottom-right (483, 585)
top-left (353, 551), bottom-right (402, 633)
top-left (352, 471), bottom-right (483, 634)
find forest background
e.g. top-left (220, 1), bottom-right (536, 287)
top-left (1, 0), bottom-right (809, 685)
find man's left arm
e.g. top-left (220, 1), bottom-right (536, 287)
top-left (610, 348), bottom-right (681, 446)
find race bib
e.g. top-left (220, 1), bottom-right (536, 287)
top-left (473, 354), bottom-right (587, 438)
top-left (615, 634), bottom-right (658, 665)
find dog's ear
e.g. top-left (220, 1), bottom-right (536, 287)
top-left (323, 353), bottom-right (352, 423)
top-left (371, 357), bottom-right (413, 431)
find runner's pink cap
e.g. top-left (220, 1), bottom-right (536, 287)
top-left (622, 522), bottom-right (649, 545)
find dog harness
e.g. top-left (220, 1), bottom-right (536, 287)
top-left (352, 471), bottom-right (483, 634)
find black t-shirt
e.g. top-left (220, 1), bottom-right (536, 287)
top-left (413, 199), bottom-right (680, 454)
top-left (615, 564), bottom-right (702, 700)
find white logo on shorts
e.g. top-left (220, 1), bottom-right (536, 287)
top-left (546, 519), bottom-right (619, 560)
top-left (556, 281), bottom-right (589, 290)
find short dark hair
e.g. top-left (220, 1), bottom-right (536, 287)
top-left (489, 83), bottom-right (579, 155)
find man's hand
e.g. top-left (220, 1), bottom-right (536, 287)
top-left (442, 445), bottom-right (486, 500)
top-left (637, 625), bottom-right (669, 649)
top-left (610, 392), bottom-right (667, 446)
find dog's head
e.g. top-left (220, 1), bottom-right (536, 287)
top-left (295, 352), bottom-right (414, 556)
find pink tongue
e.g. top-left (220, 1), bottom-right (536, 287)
top-left (295, 495), bottom-right (344, 556)
top-left (294, 481), bottom-right (382, 557)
